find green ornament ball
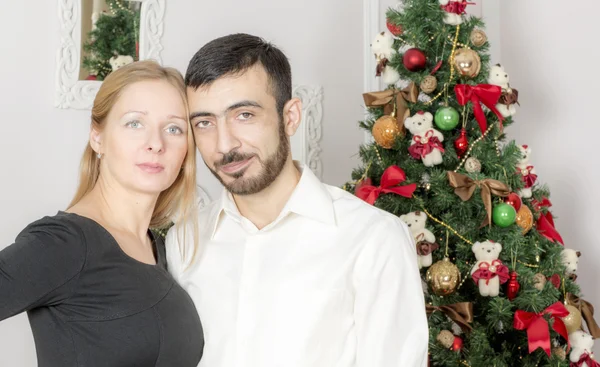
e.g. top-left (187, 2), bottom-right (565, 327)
top-left (493, 203), bottom-right (517, 227)
top-left (434, 106), bottom-right (460, 131)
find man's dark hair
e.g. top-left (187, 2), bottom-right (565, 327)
top-left (185, 33), bottom-right (292, 119)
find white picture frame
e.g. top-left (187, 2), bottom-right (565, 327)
top-left (55, 0), bottom-right (166, 110)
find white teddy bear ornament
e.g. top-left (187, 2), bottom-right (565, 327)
top-left (561, 248), bottom-right (581, 280)
top-left (370, 32), bottom-right (400, 85)
top-left (516, 145), bottom-right (537, 198)
top-left (439, 0), bottom-right (465, 25)
top-left (470, 240), bottom-right (509, 297)
top-left (404, 111), bottom-right (445, 167)
top-left (109, 55), bottom-right (134, 72)
top-left (487, 64), bottom-right (519, 117)
top-left (569, 330), bottom-right (599, 367)
top-left (399, 211), bottom-right (438, 269)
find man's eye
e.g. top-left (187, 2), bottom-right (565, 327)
top-left (195, 120), bottom-right (212, 128)
top-left (238, 112), bottom-right (253, 120)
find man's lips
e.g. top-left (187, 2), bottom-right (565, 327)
top-left (218, 157), bottom-right (254, 174)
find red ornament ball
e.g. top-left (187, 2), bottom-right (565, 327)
top-left (386, 19), bottom-right (403, 36)
top-left (403, 48), bottom-right (427, 72)
top-left (506, 271), bottom-right (520, 301)
top-left (454, 128), bottom-right (469, 158)
top-left (451, 336), bottom-right (463, 351)
top-left (504, 193), bottom-right (522, 212)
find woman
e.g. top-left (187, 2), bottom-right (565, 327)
top-left (0, 60), bottom-right (203, 366)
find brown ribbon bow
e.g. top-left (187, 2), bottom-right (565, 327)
top-left (426, 302), bottom-right (474, 332)
top-left (567, 293), bottom-right (600, 338)
top-left (416, 242), bottom-right (439, 256)
top-left (447, 171), bottom-right (511, 227)
top-left (362, 82), bottom-right (419, 132)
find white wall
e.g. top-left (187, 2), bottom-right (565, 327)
top-left (498, 0), bottom-right (600, 356)
top-left (0, 0), bottom-right (365, 365)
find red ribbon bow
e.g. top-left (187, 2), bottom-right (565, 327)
top-left (513, 301), bottom-right (570, 357)
top-left (471, 260), bottom-right (509, 285)
top-left (454, 84), bottom-right (504, 133)
top-left (571, 352), bottom-right (600, 367)
top-left (441, 0), bottom-right (475, 14)
top-left (408, 130), bottom-right (445, 159)
top-left (531, 197), bottom-right (564, 245)
top-left (519, 165), bottom-right (538, 188)
top-left (356, 166), bottom-right (417, 205)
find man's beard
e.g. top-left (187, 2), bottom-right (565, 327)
top-left (207, 122), bottom-right (290, 196)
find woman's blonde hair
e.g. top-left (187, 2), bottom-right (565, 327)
top-left (68, 60), bottom-right (198, 261)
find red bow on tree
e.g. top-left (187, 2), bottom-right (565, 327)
top-left (408, 130), bottom-right (445, 160)
top-left (513, 301), bottom-right (570, 357)
top-left (471, 260), bottom-right (509, 285)
top-left (571, 352), bottom-right (600, 367)
top-left (531, 197), bottom-right (564, 245)
top-left (356, 166), bottom-right (416, 205)
top-left (441, 0), bottom-right (475, 14)
top-left (454, 84), bottom-right (504, 133)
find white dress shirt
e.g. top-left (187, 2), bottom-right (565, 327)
top-left (166, 163), bottom-right (429, 367)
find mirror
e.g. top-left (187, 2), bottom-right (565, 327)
top-left (55, 0), bottom-right (165, 109)
top-left (79, 0), bottom-right (142, 81)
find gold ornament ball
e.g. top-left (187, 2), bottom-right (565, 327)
top-left (532, 273), bottom-right (546, 291)
top-left (372, 115), bottom-right (401, 149)
top-left (552, 347), bottom-right (566, 361)
top-left (464, 157), bottom-right (481, 173)
top-left (562, 304), bottom-right (583, 334)
top-left (470, 29), bottom-right (488, 47)
top-left (426, 257), bottom-right (461, 296)
top-left (420, 75), bottom-right (437, 94)
top-left (436, 330), bottom-right (455, 349)
top-left (516, 205), bottom-right (534, 235)
top-left (453, 48), bottom-right (481, 78)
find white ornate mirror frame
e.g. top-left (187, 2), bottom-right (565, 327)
top-left (55, 0), bottom-right (166, 110)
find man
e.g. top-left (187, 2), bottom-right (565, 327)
top-left (166, 33), bottom-right (428, 367)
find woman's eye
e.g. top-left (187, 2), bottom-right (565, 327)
top-left (166, 126), bottom-right (183, 134)
top-left (126, 120), bottom-right (141, 128)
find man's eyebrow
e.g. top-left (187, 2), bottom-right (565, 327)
top-left (189, 100), bottom-right (263, 120)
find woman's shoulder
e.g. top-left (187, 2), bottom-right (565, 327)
top-left (16, 211), bottom-right (89, 250)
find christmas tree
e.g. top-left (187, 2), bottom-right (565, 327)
top-left (82, 0), bottom-right (140, 80)
top-left (343, 1), bottom-right (600, 366)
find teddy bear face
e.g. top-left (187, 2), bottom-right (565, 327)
top-left (371, 32), bottom-right (394, 57)
top-left (517, 145), bottom-right (531, 165)
top-left (569, 330), bottom-right (594, 351)
top-left (404, 111), bottom-right (434, 135)
top-left (399, 211), bottom-right (427, 233)
top-left (488, 64), bottom-right (510, 88)
top-left (109, 55), bottom-right (134, 71)
top-left (472, 241), bottom-right (502, 261)
top-left (561, 249), bottom-right (580, 275)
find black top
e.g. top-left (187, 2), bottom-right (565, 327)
top-left (0, 212), bottom-right (204, 366)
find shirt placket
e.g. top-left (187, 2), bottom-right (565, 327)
top-left (235, 219), bottom-right (261, 367)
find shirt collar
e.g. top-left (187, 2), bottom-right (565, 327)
top-left (209, 161), bottom-right (336, 238)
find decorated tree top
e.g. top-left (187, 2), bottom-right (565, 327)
top-left (344, 1), bottom-right (600, 366)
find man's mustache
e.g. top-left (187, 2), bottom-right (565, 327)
top-left (215, 151), bottom-right (255, 169)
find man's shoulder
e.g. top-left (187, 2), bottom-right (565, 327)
top-left (324, 183), bottom-right (407, 231)
top-left (166, 198), bottom-right (222, 246)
